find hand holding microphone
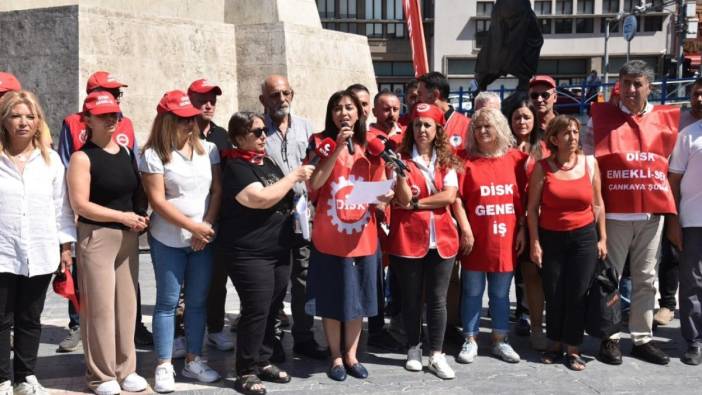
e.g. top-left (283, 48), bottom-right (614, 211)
top-left (340, 121), bottom-right (354, 154)
top-left (372, 137), bottom-right (410, 175)
top-left (309, 137), bottom-right (337, 166)
top-left (367, 138), bottom-right (408, 177)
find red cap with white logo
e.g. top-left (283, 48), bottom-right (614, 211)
top-left (410, 103), bottom-right (445, 127)
top-left (157, 90), bottom-right (201, 117)
top-left (83, 91), bottom-right (121, 115)
top-left (0, 72), bottom-right (22, 93)
top-left (86, 71), bottom-right (128, 93)
top-left (187, 79), bottom-right (222, 95)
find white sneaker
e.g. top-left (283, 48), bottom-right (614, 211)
top-left (492, 340), bottom-right (520, 363)
top-left (93, 380), bottom-right (120, 395)
top-left (405, 344), bottom-right (423, 371)
top-left (182, 356), bottom-right (220, 383)
top-left (120, 372), bottom-right (147, 392)
top-left (427, 353), bottom-right (455, 380)
top-left (0, 380), bottom-right (11, 395)
top-left (172, 336), bottom-right (186, 359)
top-left (456, 338), bottom-right (478, 364)
top-left (207, 331), bottom-right (235, 351)
top-left (154, 363), bottom-right (175, 393)
top-left (13, 376), bottom-right (47, 395)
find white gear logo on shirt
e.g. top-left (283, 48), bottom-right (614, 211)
top-left (449, 135), bottom-right (462, 148)
top-left (326, 175), bottom-right (371, 235)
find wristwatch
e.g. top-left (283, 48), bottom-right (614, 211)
top-left (411, 197), bottom-right (419, 210)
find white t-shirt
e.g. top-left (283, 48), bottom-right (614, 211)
top-left (411, 146), bottom-right (458, 248)
top-left (669, 120), bottom-right (702, 228)
top-left (140, 141), bottom-right (220, 248)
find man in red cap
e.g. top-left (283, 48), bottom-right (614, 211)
top-left (416, 72), bottom-right (470, 157)
top-left (528, 74), bottom-right (558, 134)
top-left (188, 79), bottom-right (230, 153)
top-left (56, 71), bottom-right (152, 352)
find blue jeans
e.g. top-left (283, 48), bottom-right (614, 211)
top-left (461, 270), bottom-right (513, 337)
top-left (149, 234), bottom-right (213, 360)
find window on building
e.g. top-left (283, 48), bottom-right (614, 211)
top-left (555, 0), bottom-right (573, 15)
top-left (602, 0), bottom-right (619, 13)
top-left (623, 0), bottom-right (637, 12)
top-left (534, 0), bottom-right (551, 15)
top-left (575, 18), bottom-right (594, 33)
top-left (537, 58), bottom-right (588, 76)
top-left (317, 0), bottom-right (335, 18)
top-left (643, 15), bottom-right (663, 32)
top-left (374, 61), bottom-right (415, 77)
top-left (477, 1), bottom-right (493, 17)
top-left (577, 0), bottom-right (594, 14)
top-left (554, 18), bottom-right (574, 33)
top-left (539, 18), bottom-right (553, 34)
top-left (475, 19), bottom-right (491, 48)
top-left (365, 0), bottom-right (383, 37)
top-left (386, 0), bottom-right (404, 37)
top-left (339, 0), bottom-right (357, 18)
top-left (447, 58), bottom-right (477, 75)
top-left (650, 0), bottom-right (664, 12)
top-left (600, 18), bottom-right (620, 33)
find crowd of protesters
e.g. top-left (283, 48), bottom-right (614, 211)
top-left (1, 57), bottom-right (702, 395)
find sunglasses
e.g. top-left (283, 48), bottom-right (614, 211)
top-left (250, 127), bottom-right (266, 138)
top-left (530, 91), bottom-right (552, 100)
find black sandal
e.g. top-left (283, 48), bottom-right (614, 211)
top-left (235, 374), bottom-right (267, 395)
top-left (541, 350), bottom-right (564, 364)
top-left (565, 353), bottom-right (586, 371)
top-left (258, 364), bottom-right (291, 383)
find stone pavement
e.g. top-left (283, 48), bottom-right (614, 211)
top-left (34, 252), bottom-right (702, 394)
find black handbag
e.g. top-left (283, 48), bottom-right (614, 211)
top-left (585, 259), bottom-right (622, 339)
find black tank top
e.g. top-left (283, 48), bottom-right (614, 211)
top-left (78, 141), bottom-right (139, 229)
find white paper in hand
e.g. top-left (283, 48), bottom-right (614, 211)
top-left (295, 195), bottom-right (311, 240)
top-left (345, 179), bottom-right (394, 205)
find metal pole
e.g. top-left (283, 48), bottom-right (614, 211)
top-left (677, 0), bottom-right (686, 80)
top-left (604, 21), bottom-right (610, 90)
top-left (627, 40), bottom-right (630, 62)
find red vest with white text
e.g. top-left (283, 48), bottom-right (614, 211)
top-left (387, 160), bottom-right (459, 259)
top-left (64, 112), bottom-right (136, 152)
top-left (591, 103), bottom-right (678, 214)
top-left (445, 111), bottom-right (471, 157)
top-left (460, 149), bottom-right (527, 272)
top-left (310, 135), bottom-right (386, 257)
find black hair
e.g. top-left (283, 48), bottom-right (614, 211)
top-left (322, 90), bottom-right (367, 147)
top-left (346, 83), bottom-right (370, 95)
top-left (373, 89), bottom-right (398, 107)
top-left (506, 98), bottom-right (540, 146)
top-left (227, 111), bottom-right (264, 146)
top-left (417, 72), bottom-right (450, 101)
top-left (405, 79), bottom-right (418, 91)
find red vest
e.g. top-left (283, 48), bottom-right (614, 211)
top-left (591, 103), bottom-right (678, 214)
top-left (64, 112), bottom-right (136, 151)
top-left (460, 149), bottom-right (527, 272)
top-left (387, 159), bottom-right (459, 259)
top-left (310, 135), bottom-right (386, 257)
top-left (445, 111), bottom-right (471, 157)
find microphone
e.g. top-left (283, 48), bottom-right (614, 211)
top-left (367, 138), bottom-right (406, 177)
top-left (375, 136), bottom-right (410, 174)
top-left (310, 137), bottom-right (336, 166)
top-left (342, 121), bottom-right (354, 154)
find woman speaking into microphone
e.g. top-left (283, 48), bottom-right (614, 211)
top-left (386, 103), bottom-right (462, 379)
top-left (305, 90), bottom-right (394, 382)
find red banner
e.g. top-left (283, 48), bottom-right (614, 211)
top-left (403, 0), bottom-right (429, 77)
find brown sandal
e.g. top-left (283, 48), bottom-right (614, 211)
top-left (235, 374), bottom-right (267, 395)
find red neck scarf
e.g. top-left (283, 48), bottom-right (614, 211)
top-left (221, 148), bottom-right (265, 165)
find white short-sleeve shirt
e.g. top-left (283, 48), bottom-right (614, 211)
top-left (140, 140), bottom-right (220, 248)
top-left (669, 120), bottom-right (702, 228)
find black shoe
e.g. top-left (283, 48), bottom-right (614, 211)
top-left (367, 328), bottom-right (404, 352)
top-left (293, 339), bottom-right (329, 360)
top-left (682, 345), bottom-right (702, 366)
top-left (515, 318), bottom-right (531, 337)
top-left (597, 339), bottom-right (623, 365)
top-left (327, 364), bottom-right (347, 381)
top-left (344, 362), bottom-right (368, 379)
top-left (631, 342), bottom-right (670, 365)
top-left (270, 339), bottom-right (286, 363)
top-left (134, 322), bottom-right (154, 347)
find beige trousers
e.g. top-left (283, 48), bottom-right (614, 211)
top-left (76, 222), bottom-right (139, 390)
top-left (606, 216), bottom-right (664, 345)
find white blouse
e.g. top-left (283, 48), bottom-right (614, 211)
top-left (0, 149), bottom-right (76, 277)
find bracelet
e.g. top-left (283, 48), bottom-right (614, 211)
top-left (411, 198), bottom-right (419, 210)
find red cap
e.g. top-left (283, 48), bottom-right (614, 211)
top-left (529, 75), bottom-right (556, 89)
top-left (410, 103), bottom-right (445, 127)
top-left (187, 79), bottom-right (222, 95)
top-left (157, 90), bottom-right (201, 117)
top-left (53, 271), bottom-right (80, 311)
top-left (0, 72), bottom-right (22, 93)
top-left (83, 91), bottom-right (121, 115)
top-left (86, 71), bottom-right (128, 93)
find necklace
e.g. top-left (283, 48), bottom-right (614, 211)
top-left (554, 154), bottom-right (577, 171)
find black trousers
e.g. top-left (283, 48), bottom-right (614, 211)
top-left (0, 272), bottom-right (53, 383)
top-left (206, 252), bottom-right (230, 333)
top-left (540, 223), bottom-right (598, 346)
top-left (221, 250), bottom-right (291, 375)
top-left (390, 250), bottom-right (454, 352)
top-left (680, 227), bottom-right (702, 345)
top-left (658, 237), bottom-right (679, 310)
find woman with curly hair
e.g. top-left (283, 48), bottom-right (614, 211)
top-left (386, 103), bottom-right (462, 379)
top-left (453, 108), bottom-right (528, 365)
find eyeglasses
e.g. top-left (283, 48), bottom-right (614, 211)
top-left (530, 91), bottom-right (552, 100)
top-left (249, 127), bottom-right (266, 138)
